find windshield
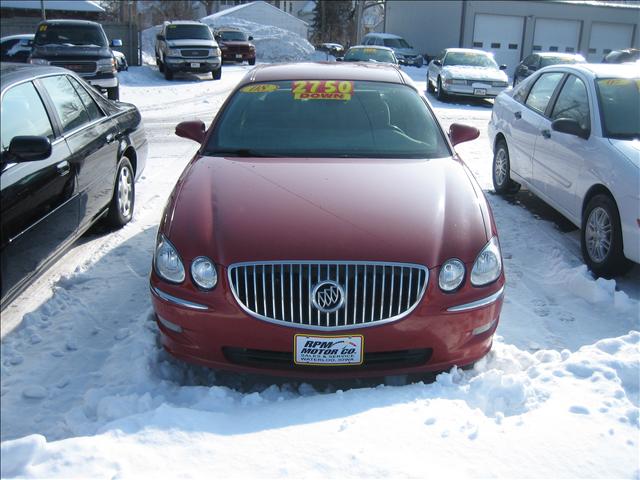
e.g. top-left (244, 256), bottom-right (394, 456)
top-left (383, 38), bottom-right (410, 49)
top-left (205, 80), bottom-right (450, 159)
top-left (220, 31), bottom-right (248, 41)
top-left (34, 24), bottom-right (107, 47)
top-left (166, 25), bottom-right (212, 41)
top-left (540, 56), bottom-right (584, 68)
top-left (444, 52), bottom-right (498, 68)
top-left (596, 78), bottom-right (640, 139)
top-left (344, 48), bottom-right (396, 64)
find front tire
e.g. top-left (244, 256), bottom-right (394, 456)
top-left (164, 67), bottom-right (173, 80)
top-left (581, 194), bottom-right (631, 278)
top-left (427, 76), bottom-right (435, 93)
top-left (249, 58), bottom-right (256, 66)
top-left (492, 140), bottom-right (521, 194)
top-left (157, 57), bottom-right (164, 73)
top-left (105, 157), bottom-right (135, 229)
top-left (437, 77), bottom-right (447, 101)
top-left (212, 67), bottom-right (222, 80)
top-left (107, 86), bottom-right (119, 101)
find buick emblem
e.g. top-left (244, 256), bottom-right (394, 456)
top-left (311, 281), bottom-right (345, 313)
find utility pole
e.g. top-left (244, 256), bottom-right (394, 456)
top-left (40, 0), bottom-right (46, 20)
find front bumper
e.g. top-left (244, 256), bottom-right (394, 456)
top-left (87, 75), bottom-right (118, 88)
top-left (442, 82), bottom-right (507, 98)
top-left (222, 51), bottom-right (255, 62)
top-left (399, 56), bottom-right (423, 67)
top-left (165, 56), bottom-right (221, 72)
top-left (150, 268), bottom-right (505, 379)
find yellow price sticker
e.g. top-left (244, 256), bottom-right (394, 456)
top-left (39, 25), bottom-right (47, 31)
top-left (291, 80), bottom-right (354, 100)
top-left (241, 84), bottom-right (278, 93)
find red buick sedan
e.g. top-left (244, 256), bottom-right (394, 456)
top-left (150, 63), bottom-right (505, 378)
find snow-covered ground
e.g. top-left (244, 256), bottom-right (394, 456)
top-left (1, 64), bottom-right (638, 479)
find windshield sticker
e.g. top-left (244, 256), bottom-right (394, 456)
top-left (241, 84), bottom-right (278, 93)
top-left (292, 80), bottom-right (354, 100)
top-left (39, 25), bottom-right (47, 31)
top-left (363, 48), bottom-right (376, 53)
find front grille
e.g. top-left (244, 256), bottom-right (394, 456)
top-left (228, 262), bottom-right (429, 330)
top-left (223, 347), bottom-right (432, 371)
top-left (181, 49), bottom-right (209, 57)
top-left (50, 61), bottom-right (96, 74)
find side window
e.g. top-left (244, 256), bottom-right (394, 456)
top-left (551, 75), bottom-right (590, 131)
top-left (522, 55), bottom-right (534, 67)
top-left (525, 72), bottom-right (564, 115)
top-left (376, 37), bottom-right (384, 46)
top-left (1, 81), bottom-right (54, 151)
top-left (40, 75), bottom-right (91, 133)
top-left (1, 39), bottom-right (18, 57)
top-left (68, 76), bottom-right (104, 122)
top-left (362, 37), bottom-right (371, 46)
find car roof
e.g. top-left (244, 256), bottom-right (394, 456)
top-left (0, 63), bottom-right (69, 91)
top-left (558, 63), bottom-right (640, 78)
top-left (38, 19), bottom-right (102, 27)
top-left (348, 45), bottom-right (394, 52)
top-left (165, 20), bottom-right (207, 26)
top-left (1, 34), bottom-right (34, 41)
top-left (535, 52), bottom-right (582, 57)
top-left (364, 33), bottom-right (402, 39)
top-left (242, 62), bottom-right (408, 85)
top-left (445, 48), bottom-right (491, 55)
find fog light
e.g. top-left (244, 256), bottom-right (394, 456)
top-left (472, 319), bottom-right (496, 336)
top-left (158, 315), bottom-right (183, 333)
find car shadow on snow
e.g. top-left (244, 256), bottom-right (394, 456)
top-left (425, 91), bottom-right (494, 110)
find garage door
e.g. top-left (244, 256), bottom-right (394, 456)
top-left (533, 18), bottom-right (581, 54)
top-left (588, 22), bottom-right (634, 62)
top-left (472, 13), bottom-right (524, 76)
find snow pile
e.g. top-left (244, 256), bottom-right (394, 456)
top-left (201, 15), bottom-right (314, 63)
top-left (140, 17), bottom-right (314, 66)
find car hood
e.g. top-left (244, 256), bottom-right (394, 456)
top-left (609, 138), bottom-right (640, 168)
top-left (164, 156), bottom-right (490, 268)
top-left (167, 39), bottom-right (217, 48)
top-left (31, 44), bottom-right (112, 59)
top-left (442, 66), bottom-right (507, 82)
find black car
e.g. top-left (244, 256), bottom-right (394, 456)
top-left (1, 34), bottom-right (34, 63)
top-left (513, 52), bottom-right (586, 86)
top-left (602, 48), bottom-right (640, 64)
top-left (28, 19), bottom-right (122, 100)
top-left (0, 64), bottom-right (148, 309)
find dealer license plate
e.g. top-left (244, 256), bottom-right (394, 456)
top-left (473, 88), bottom-right (487, 96)
top-left (235, 54), bottom-right (243, 59)
top-left (190, 62), bottom-right (200, 68)
top-left (294, 334), bottom-right (363, 366)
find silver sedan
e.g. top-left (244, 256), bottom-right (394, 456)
top-left (488, 63), bottom-right (639, 277)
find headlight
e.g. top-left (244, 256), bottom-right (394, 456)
top-left (97, 58), bottom-right (116, 73)
top-left (167, 48), bottom-right (181, 56)
top-left (212, 47), bottom-right (221, 56)
top-left (471, 237), bottom-right (502, 286)
top-left (492, 81), bottom-right (508, 87)
top-left (450, 79), bottom-right (467, 85)
top-left (29, 58), bottom-right (49, 65)
top-left (191, 256), bottom-right (217, 290)
top-left (154, 235), bottom-right (185, 283)
top-left (439, 258), bottom-right (465, 292)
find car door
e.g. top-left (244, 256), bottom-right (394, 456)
top-left (508, 71), bottom-right (565, 187)
top-left (0, 80), bottom-right (77, 303)
top-left (428, 50), bottom-right (444, 85)
top-left (532, 73), bottom-right (592, 220)
top-left (39, 74), bottom-right (119, 229)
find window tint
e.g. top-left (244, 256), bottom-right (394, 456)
top-left (525, 72), bottom-right (564, 114)
top-left (0, 39), bottom-right (19, 56)
top-left (41, 75), bottom-right (91, 132)
top-left (596, 78), bottom-right (639, 139)
top-left (206, 80), bottom-right (450, 159)
top-left (551, 75), bottom-right (590, 130)
top-left (344, 47), bottom-right (396, 64)
top-left (1, 81), bottom-right (54, 150)
top-left (165, 24), bottom-right (212, 41)
top-left (68, 76), bottom-right (103, 121)
top-left (34, 23), bottom-right (107, 47)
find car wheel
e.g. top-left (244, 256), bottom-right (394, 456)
top-left (157, 58), bottom-right (164, 73)
top-left (164, 67), bottom-right (173, 80)
top-left (249, 58), bottom-right (256, 66)
top-left (107, 86), bottom-right (119, 101)
top-left (581, 194), bottom-right (631, 278)
top-left (436, 77), bottom-right (447, 101)
top-left (427, 77), bottom-right (435, 93)
top-left (105, 157), bottom-right (135, 228)
top-left (212, 68), bottom-right (222, 80)
top-left (492, 140), bottom-right (521, 195)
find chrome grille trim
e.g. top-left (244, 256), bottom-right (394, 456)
top-left (227, 261), bottom-right (429, 331)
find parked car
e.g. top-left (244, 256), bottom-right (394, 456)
top-left (28, 19), bottom-right (121, 100)
top-left (361, 33), bottom-right (423, 67)
top-left (316, 42), bottom-right (344, 57)
top-left (0, 64), bottom-right (148, 309)
top-left (113, 50), bottom-right (128, 71)
top-left (155, 21), bottom-right (222, 80)
top-left (214, 27), bottom-right (255, 66)
top-left (488, 63), bottom-right (639, 277)
top-left (513, 52), bottom-right (586, 86)
top-left (427, 48), bottom-right (509, 101)
top-left (150, 62), bottom-right (505, 378)
top-left (602, 48), bottom-right (640, 64)
top-left (1, 34), bottom-right (34, 63)
top-left (340, 45), bottom-right (398, 65)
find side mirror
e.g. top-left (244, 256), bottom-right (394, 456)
top-left (8, 135), bottom-right (51, 161)
top-left (449, 123), bottom-right (479, 146)
top-left (248, 36), bottom-right (253, 41)
top-left (433, 59), bottom-right (442, 67)
top-left (111, 39), bottom-right (123, 48)
top-left (175, 120), bottom-right (206, 144)
top-left (156, 34), bottom-right (164, 41)
top-left (551, 118), bottom-right (589, 140)
top-left (214, 34), bottom-right (222, 41)
top-left (499, 64), bottom-right (507, 70)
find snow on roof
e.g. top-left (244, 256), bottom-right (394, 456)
top-left (552, 0), bottom-right (640, 8)
top-left (203, 1), bottom-right (307, 26)
top-left (0, 0), bottom-right (105, 12)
